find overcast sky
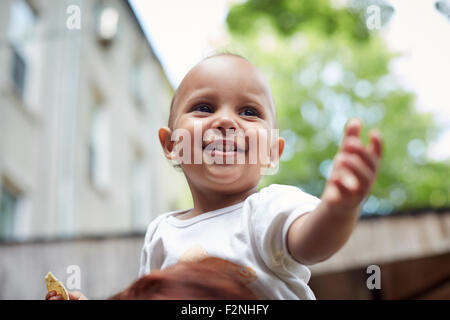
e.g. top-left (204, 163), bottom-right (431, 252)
top-left (130, 0), bottom-right (229, 86)
top-left (130, 0), bottom-right (450, 160)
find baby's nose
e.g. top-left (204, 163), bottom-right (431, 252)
top-left (211, 115), bottom-right (238, 135)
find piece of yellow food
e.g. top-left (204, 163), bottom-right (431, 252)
top-left (45, 272), bottom-right (69, 300)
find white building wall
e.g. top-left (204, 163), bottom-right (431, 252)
top-left (0, 0), bottom-right (190, 241)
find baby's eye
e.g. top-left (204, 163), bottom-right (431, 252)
top-left (192, 104), bottom-right (213, 113)
top-left (239, 107), bottom-right (260, 117)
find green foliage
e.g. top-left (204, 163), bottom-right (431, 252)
top-left (227, 0), bottom-right (370, 42)
top-left (225, 0), bottom-right (450, 214)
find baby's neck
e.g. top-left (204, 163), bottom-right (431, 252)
top-left (182, 185), bottom-right (258, 220)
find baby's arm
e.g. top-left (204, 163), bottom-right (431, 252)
top-left (287, 118), bottom-right (382, 265)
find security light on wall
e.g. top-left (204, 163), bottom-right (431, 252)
top-left (97, 6), bottom-right (119, 46)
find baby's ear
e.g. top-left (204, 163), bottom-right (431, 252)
top-left (158, 127), bottom-right (175, 160)
top-left (270, 136), bottom-right (285, 165)
top-left (262, 136), bottom-right (285, 176)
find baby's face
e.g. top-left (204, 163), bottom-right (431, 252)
top-left (160, 55), bottom-right (284, 194)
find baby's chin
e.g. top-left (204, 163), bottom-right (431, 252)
top-left (182, 161), bottom-right (263, 194)
top-left (202, 162), bottom-right (249, 185)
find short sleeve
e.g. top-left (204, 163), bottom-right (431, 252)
top-left (138, 213), bottom-right (168, 277)
top-left (247, 184), bottom-right (321, 283)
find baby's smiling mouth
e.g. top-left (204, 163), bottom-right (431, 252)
top-left (202, 138), bottom-right (246, 154)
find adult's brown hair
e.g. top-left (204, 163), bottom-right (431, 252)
top-left (110, 257), bottom-right (259, 300)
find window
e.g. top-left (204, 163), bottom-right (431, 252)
top-left (8, 0), bottom-right (41, 108)
top-left (12, 47), bottom-right (26, 98)
top-left (0, 185), bottom-right (19, 241)
top-left (88, 98), bottom-right (110, 192)
top-left (129, 58), bottom-right (147, 108)
top-left (130, 153), bottom-right (150, 230)
top-left (8, 0), bottom-right (36, 44)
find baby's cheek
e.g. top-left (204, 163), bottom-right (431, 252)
top-left (246, 128), bottom-right (271, 166)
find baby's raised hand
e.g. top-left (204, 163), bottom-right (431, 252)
top-left (321, 118), bottom-right (382, 214)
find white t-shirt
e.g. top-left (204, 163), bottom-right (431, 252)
top-left (138, 184), bottom-right (321, 300)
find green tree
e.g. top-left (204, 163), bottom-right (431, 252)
top-left (224, 0), bottom-right (450, 214)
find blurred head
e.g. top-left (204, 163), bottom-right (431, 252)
top-left (110, 258), bottom-right (259, 300)
top-left (158, 53), bottom-right (285, 195)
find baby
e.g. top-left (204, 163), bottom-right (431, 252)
top-left (139, 53), bottom-right (383, 300)
top-left (46, 53), bottom-right (382, 300)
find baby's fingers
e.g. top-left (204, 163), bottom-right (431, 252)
top-left (46, 291), bottom-right (63, 300)
top-left (344, 118), bottom-right (362, 139)
top-left (369, 130), bottom-right (383, 158)
top-left (45, 290), bottom-right (56, 300)
top-left (339, 153), bottom-right (373, 193)
top-left (69, 291), bottom-right (88, 300)
top-left (342, 136), bottom-right (377, 172)
top-left (330, 167), bottom-right (359, 198)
